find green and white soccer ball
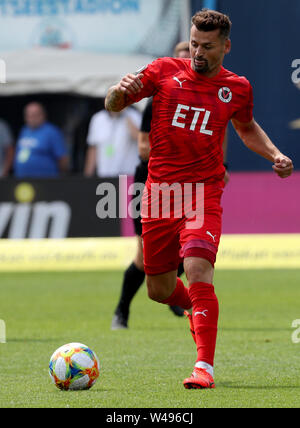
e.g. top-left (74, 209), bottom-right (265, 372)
top-left (49, 343), bottom-right (100, 390)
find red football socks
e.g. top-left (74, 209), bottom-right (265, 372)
top-left (161, 278), bottom-right (192, 310)
top-left (188, 282), bottom-right (219, 367)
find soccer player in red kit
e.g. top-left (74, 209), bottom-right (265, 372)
top-left (105, 9), bottom-right (293, 389)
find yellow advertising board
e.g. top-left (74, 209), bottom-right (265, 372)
top-left (0, 234), bottom-right (299, 272)
top-left (0, 238), bottom-right (136, 272)
top-left (217, 234), bottom-right (300, 269)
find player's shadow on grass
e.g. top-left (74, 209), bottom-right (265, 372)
top-left (59, 388), bottom-right (112, 393)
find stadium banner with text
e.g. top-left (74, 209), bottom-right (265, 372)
top-left (0, 172), bottom-right (300, 239)
top-left (0, 0), bottom-right (182, 56)
top-left (0, 234), bottom-right (299, 272)
top-left (0, 177), bottom-right (121, 239)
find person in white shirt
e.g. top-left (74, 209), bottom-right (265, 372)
top-left (84, 107), bottom-right (141, 177)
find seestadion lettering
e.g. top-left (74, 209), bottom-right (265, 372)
top-left (0, 0), bottom-right (140, 16)
top-left (96, 175), bottom-right (204, 230)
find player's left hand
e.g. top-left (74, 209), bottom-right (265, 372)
top-left (272, 155), bottom-right (294, 178)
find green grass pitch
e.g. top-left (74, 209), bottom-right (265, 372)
top-left (0, 269), bottom-right (299, 408)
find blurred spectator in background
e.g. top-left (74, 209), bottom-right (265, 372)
top-left (173, 40), bottom-right (191, 58)
top-left (0, 118), bottom-right (14, 177)
top-left (14, 102), bottom-right (68, 178)
top-left (84, 107), bottom-right (141, 177)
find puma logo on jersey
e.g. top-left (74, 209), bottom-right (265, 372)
top-left (194, 310), bottom-right (208, 318)
top-left (206, 231), bottom-right (217, 242)
top-left (173, 77), bottom-right (187, 88)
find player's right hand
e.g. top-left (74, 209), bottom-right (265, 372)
top-left (116, 73), bottom-right (144, 95)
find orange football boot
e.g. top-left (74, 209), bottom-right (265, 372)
top-left (183, 367), bottom-right (215, 389)
top-left (184, 310), bottom-right (196, 344)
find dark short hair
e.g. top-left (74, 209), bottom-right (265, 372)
top-left (191, 9), bottom-right (232, 40)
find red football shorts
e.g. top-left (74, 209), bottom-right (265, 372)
top-left (141, 182), bottom-right (224, 276)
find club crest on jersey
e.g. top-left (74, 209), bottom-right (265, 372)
top-left (218, 87), bottom-right (232, 103)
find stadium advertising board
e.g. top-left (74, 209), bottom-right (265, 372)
top-left (0, 234), bottom-right (300, 272)
top-left (0, 172), bottom-right (299, 272)
top-left (0, 0), bottom-right (182, 56)
top-left (0, 177), bottom-right (121, 238)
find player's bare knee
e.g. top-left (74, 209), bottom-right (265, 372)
top-left (184, 257), bottom-right (214, 284)
top-left (146, 280), bottom-right (161, 302)
top-left (147, 286), bottom-right (161, 302)
top-left (146, 277), bottom-right (167, 302)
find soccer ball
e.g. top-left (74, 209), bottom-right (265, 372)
top-left (49, 343), bottom-right (100, 391)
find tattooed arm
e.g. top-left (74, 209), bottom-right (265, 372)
top-left (105, 73), bottom-right (144, 112)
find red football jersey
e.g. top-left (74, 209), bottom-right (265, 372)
top-left (129, 57), bottom-right (253, 185)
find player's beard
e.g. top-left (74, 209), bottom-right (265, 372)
top-left (193, 57), bottom-right (209, 74)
